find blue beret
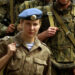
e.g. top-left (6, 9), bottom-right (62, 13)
top-left (18, 8), bottom-right (43, 20)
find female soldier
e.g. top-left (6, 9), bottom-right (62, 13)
top-left (0, 8), bottom-right (51, 75)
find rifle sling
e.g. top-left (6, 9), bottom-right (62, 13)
top-left (46, 6), bottom-right (54, 27)
top-left (9, 0), bottom-right (14, 23)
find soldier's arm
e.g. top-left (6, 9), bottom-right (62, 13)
top-left (38, 27), bottom-right (58, 41)
top-left (0, 39), bottom-right (16, 71)
top-left (0, 53), bottom-right (13, 71)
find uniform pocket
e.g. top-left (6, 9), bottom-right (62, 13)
top-left (7, 51), bottom-right (23, 71)
top-left (34, 58), bottom-right (47, 74)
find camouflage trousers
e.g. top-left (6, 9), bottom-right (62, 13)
top-left (51, 64), bottom-right (73, 75)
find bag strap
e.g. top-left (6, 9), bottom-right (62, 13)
top-left (52, 7), bottom-right (75, 47)
top-left (24, 1), bottom-right (29, 9)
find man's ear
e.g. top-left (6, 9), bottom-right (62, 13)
top-left (20, 19), bottom-right (24, 24)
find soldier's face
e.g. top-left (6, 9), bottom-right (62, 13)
top-left (21, 19), bottom-right (41, 38)
top-left (57, 0), bottom-right (70, 5)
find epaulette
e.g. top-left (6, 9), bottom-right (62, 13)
top-left (0, 36), bottom-right (14, 44)
top-left (41, 41), bottom-right (50, 49)
top-left (41, 42), bottom-right (52, 55)
top-left (41, 42), bottom-right (47, 46)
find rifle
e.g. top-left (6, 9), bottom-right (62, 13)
top-left (9, 0), bottom-right (14, 23)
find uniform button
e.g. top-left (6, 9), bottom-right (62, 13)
top-left (25, 57), bottom-right (33, 64)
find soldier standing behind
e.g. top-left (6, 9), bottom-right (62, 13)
top-left (0, 8), bottom-right (51, 75)
top-left (38, 0), bottom-right (75, 75)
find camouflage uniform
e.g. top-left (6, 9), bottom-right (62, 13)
top-left (39, 2), bottom-right (75, 75)
top-left (0, 32), bottom-right (51, 75)
top-left (0, 0), bottom-right (10, 38)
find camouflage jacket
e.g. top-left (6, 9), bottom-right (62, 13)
top-left (40, 3), bottom-right (75, 68)
top-left (0, 0), bottom-right (10, 38)
top-left (0, 32), bottom-right (51, 75)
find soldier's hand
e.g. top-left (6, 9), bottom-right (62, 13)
top-left (6, 24), bottom-right (15, 33)
top-left (7, 43), bottom-right (16, 57)
top-left (73, 69), bottom-right (75, 75)
top-left (46, 27), bottom-right (59, 37)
